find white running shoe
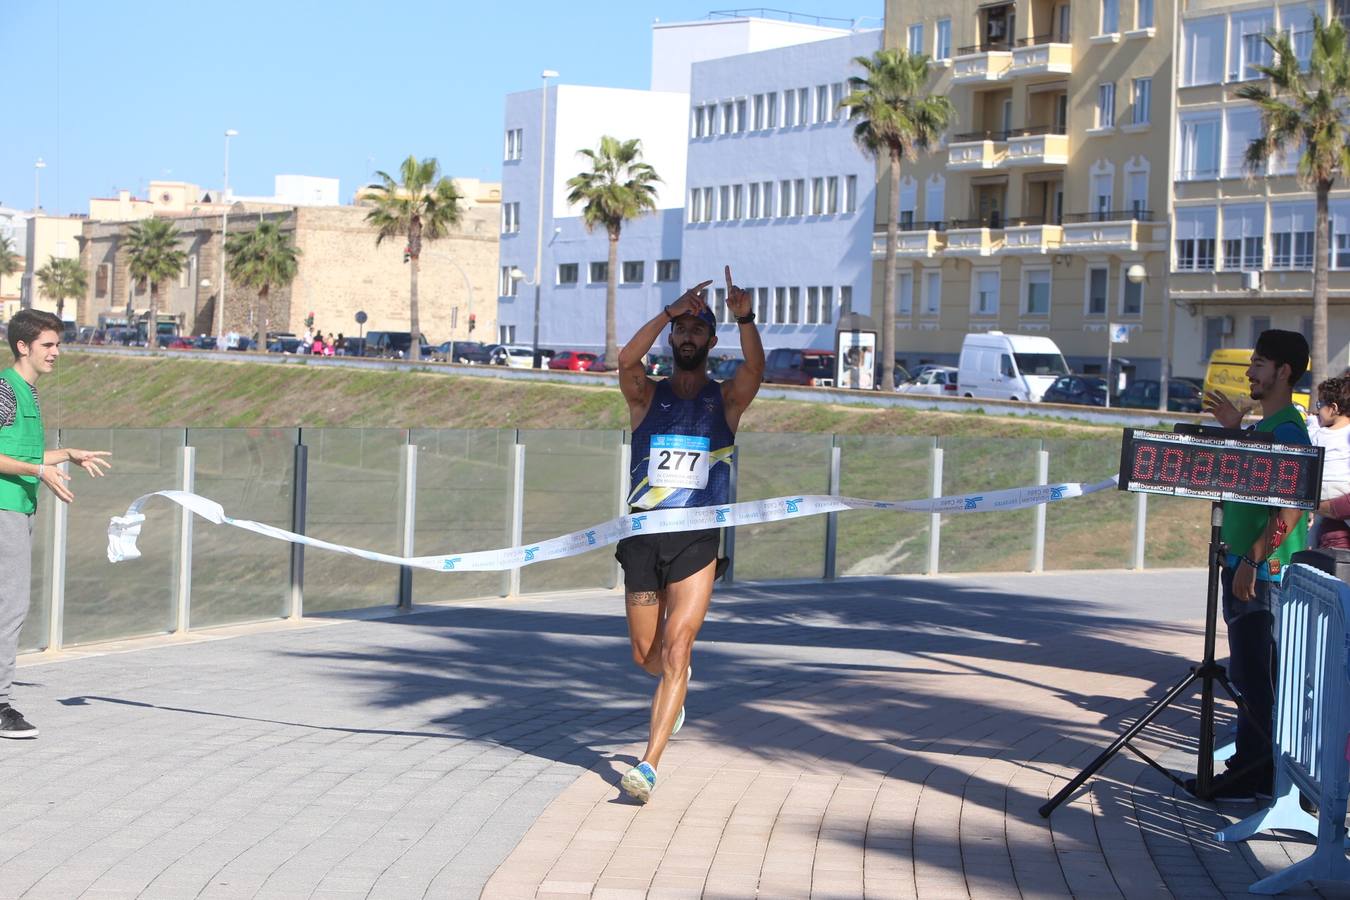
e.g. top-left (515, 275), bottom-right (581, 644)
top-left (621, 761), bottom-right (658, 803)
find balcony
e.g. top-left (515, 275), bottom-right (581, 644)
top-left (1002, 217), bottom-right (1064, 254)
top-left (1011, 35), bottom-right (1073, 76)
top-left (952, 43), bottom-right (1013, 83)
top-left (947, 131), bottom-right (1007, 170)
top-left (945, 217), bottom-right (1004, 256)
top-left (872, 222), bottom-right (946, 258)
top-left (1061, 210), bottom-right (1156, 252)
top-left (1005, 127), bottom-right (1069, 167)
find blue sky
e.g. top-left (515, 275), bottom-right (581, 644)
top-left (2, 1), bottom-right (882, 215)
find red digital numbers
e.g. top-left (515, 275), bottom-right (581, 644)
top-left (1160, 448), bottom-right (1185, 482)
top-left (1218, 453), bottom-right (1241, 489)
top-left (1275, 460), bottom-right (1300, 496)
top-left (1132, 444), bottom-right (1157, 481)
top-left (1249, 455), bottom-right (1273, 492)
top-left (1191, 450), bottom-right (1215, 483)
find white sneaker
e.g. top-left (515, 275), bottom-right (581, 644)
top-left (621, 761), bottom-right (658, 803)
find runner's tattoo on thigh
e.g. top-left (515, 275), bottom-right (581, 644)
top-left (626, 591), bottom-right (660, 607)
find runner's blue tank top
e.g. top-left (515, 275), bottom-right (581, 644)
top-left (628, 379), bottom-right (735, 510)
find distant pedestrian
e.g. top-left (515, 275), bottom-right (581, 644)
top-left (335, 333), bottom-right (347, 356)
top-left (0, 310), bottom-right (111, 738)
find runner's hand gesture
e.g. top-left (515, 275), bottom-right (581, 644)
top-left (725, 266), bottom-right (752, 319)
top-left (665, 280), bottom-right (713, 320)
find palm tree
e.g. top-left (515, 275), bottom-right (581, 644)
top-left (34, 256), bottom-right (86, 321)
top-left (1238, 16), bottom-right (1350, 404)
top-left (841, 48), bottom-right (954, 390)
top-left (0, 236), bottom-right (19, 285)
top-left (124, 217), bottom-right (187, 346)
top-left (565, 136), bottom-right (662, 364)
top-left (364, 156), bottom-right (463, 344)
top-left (226, 219), bottom-right (300, 349)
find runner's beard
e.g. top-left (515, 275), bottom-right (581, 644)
top-left (674, 341), bottom-right (711, 371)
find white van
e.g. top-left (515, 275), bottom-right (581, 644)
top-left (957, 331), bottom-right (1071, 402)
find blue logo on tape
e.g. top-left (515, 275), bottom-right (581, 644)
top-left (523, 547), bottom-right (540, 561)
top-left (964, 496), bottom-right (983, 510)
top-left (631, 515), bottom-right (648, 532)
top-left (785, 498), bottom-right (802, 513)
top-left (715, 507), bottom-right (730, 523)
top-left (442, 557), bottom-right (462, 571)
top-left (585, 530), bottom-right (597, 545)
top-left (1049, 485), bottom-right (1066, 500)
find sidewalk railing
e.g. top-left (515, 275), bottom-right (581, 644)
top-left (20, 427), bottom-right (1179, 656)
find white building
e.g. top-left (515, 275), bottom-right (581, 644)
top-left (496, 13), bottom-right (879, 354)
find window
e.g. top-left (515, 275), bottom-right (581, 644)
top-left (923, 270), bottom-right (941, 315)
top-left (1271, 203), bottom-right (1314, 268)
top-left (1122, 274), bottom-right (1143, 315)
top-left (761, 180), bottom-right (774, 217)
top-left (807, 286), bottom-right (821, 323)
top-left (1132, 78), bottom-right (1151, 125)
top-left (840, 285), bottom-right (853, 316)
top-left (846, 175), bottom-right (859, 213)
top-left (748, 182), bottom-right (761, 219)
top-left (1334, 204), bottom-right (1350, 269)
top-left (899, 178), bottom-right (917, 228)
top-left (831, 83), bottom-right (846, 120)
top-left (1101, 0), bottom-right (1119, 34)
top-left (794, 179), bottom-right (806, 216)
top-left (557, 263), bottom-right (579, 284)
top-left (821, 286), bottom-right (834, 324)
top-left (972, 270), bottom-right (1000, 315)
top-left (1024, 269), bottom-right (1051, 316)
top-left (1223, 106), bottom-right (1261, 178)
top-left (1179, 115), bottom-right (1220, 179)
top-left (702, 187), bottom-right (715, 221)
top-left (1087, 267), bottom-right (1109, 315)
top-left (1203, 316), bottom-right (1226, 360)
top-left (692, 105), bottom-right (706, 138)
top-left (779, 180), bottom-right (793, 217)
top-left (1182, 17), bottom-right (1225, 86)
top-left (753, 287), bottom-right (769, 322)
top-left (719, 185), bottom-right (731, 221)
top-left (811, 177), bottom-right (824, 215)
top-left (1285, 6), bottom-right (1314, 68)
top-left (1231, 12), bottom-right (1274, 81)
top-left (500, 266), bottom-right (517, 297)
top-left (1136, 0), bottom-right (1153, 29)
top-left (815, 85), bottom-right (829, 123)
top-left (788, 286), bottom-right (801, 323)
top-left (774, 287), bottom-right (787, 323)
top-left (827, 176), bottom-right (840, 214)
top-left (689, 189), bottom-right (703, 223)
top-left (752, 94), bottom-right (766, 130)
top-left (504, 128), bottom-right (523, 161)
top-left (714, 288), bottom-right (728, 323)
top-left (657, 259), bottom-right (680, 282)
top-left (923, 177), bottom-right (944, 223)
top-left (736, 98), bottom-right (748, 132)
top-left (499, 324), bottom-right (516, 344)
top-left (722, 101), bottom-right (735, 133)
top-left (589, 261), bottom-right (608, 283)
top-left (1127, 170), bottom-right (1149, 217)
top-left (1174, 207), bottom-right (1218, 270)
top-left (897, 271), bottom-right (914, 315)
top-left (732, 184), bottom-right (744, 220)
top-left (1096, 82), bottom-right (1116, 128)
top-left (1250, 315), bottom-right (1272, 347)
top-left (1093, 172), bottom-right (1113, 218)
top-left (621, 261), bottom-right (644, 284)
top-left (797, 87), bottom-right (810, 125)
top-left (501, 202), bottom-right (520, 234)
top-left (936, 18), bottom-right (952, 60)
top-left (908, 23), bottom-right (924, 54)
top-left (783, 89), bottom-right (798, 127)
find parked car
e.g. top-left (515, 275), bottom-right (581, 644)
top-left (193, 335), bottom-right (218, 350)
top-left (711, 357), bottom-right (744, 381)
top-left (167, 337), bottom-right (195, 350)
top-left (434, 340), bottom-right (492, 364)
top-left (764, 348), bottom-right (837, 387)
top-left (1117, 378), bottom-right (1205, 413)
top-left (268, 337), bottom-right (303, 354)
top-left (957, 331), bottom-right (1070, 401)
top-left (647, 355), bottom-right (673, 377)
top-left (340, 337), bottom-right (366, 357)
top-left (489, 344), bottom-right (539, 368)
top-left (1041, 375), bottom-right (1108, 407)
top-left (364, 330), bottom-right (430, 360)
top-left (874, 356), bottom-right (912, 389)
top-left (548, 350), bottom-right (600, 371)
top-left (897, 365), bottom-right (959, 396)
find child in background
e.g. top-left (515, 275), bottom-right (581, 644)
top-left (1312, 375), bottom-right (1350, 548)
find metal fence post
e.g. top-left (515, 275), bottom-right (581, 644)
top-left (927, 445), bottom-right (943, 576)
top-left (175, 444), bottom-right (196, 633)
top-left (721, 446), bottom-right (739, 585)
top-left (1133, 492), bottom-right (1148, 570)
top-left (508, 441), bottom-right (526, 597)
top-left (46, 462), bottom-right (69, 652)
top-left (398, 442), bottom-right (417, 611)
top-left (288, 441), bottom-right (308, 620)
top-left (616, 437), bottom-right (630, 591)
top-left (1031, 448), bottom-right (1049, 574)
top-left (824, 442), bottom-right (841, 580)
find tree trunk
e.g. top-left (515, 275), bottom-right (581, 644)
top-left (55, 296), bottom-right (64, 322)
top-left (408, 218), bottom-right (422, 350)
top-left (605, 228), bottom-right (620, 365)
top-left (148, 283), bottom-right (158, 348)
top-left (880, 151), bottom-right (901, 391)
top-left (1312, 178), bottom-right (1331, 407)
top-left (253, 285), bottom-right (268, 352)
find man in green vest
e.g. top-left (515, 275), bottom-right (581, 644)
top-left (1201, 329), bottom-right (1311, 802)
top-left (0, 309), bottom-right (111, 738)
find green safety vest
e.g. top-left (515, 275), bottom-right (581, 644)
top-left (0, 367), bottom-right (43, 515)
top-left (1220, 403), bottom-right (1308, 579)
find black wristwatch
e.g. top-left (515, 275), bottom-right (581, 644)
top-left (735, 312), bottom-right (756, 324)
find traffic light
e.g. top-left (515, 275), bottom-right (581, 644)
top-left (402, 246), bottom-right (411, 263)
top-left (468, 313), bottom-right (476, 333)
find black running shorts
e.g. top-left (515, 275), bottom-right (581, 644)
top-left (615, 528), bottom-right (722, 593)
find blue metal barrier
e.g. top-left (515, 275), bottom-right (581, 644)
top-left (1215, 564), bottom-right (1350, 894)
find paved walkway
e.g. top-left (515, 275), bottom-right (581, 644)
top-left (2, 571), bottom-right (1343, 899)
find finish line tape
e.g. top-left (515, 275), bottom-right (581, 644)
top-left (107, 476), bottom-right (1119, 573)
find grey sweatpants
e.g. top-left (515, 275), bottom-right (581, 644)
top-left (0, 509), bottom-right (34, 705)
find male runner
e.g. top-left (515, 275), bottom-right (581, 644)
top-left (614, 266), bottom-right (764, 803)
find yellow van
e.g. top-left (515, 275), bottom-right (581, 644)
top-left (1203, 348), bottom-right (1312, 413)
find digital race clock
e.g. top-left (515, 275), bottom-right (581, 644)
top-left (1118, 427), bottom-right (1324, 510)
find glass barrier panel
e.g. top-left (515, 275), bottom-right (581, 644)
top-left (936, 437), bottom-right (1041, 573)
top-left (61, 428), bottom-right (182, 645)
top-left (188, 428), bottom-right (297, 627)
top-left (835, 435), bottom-right (935, 577)
top-left (302, 428), bottom-right (408, 613)
top-left (519, 430), bottom-right (623, 594)
top-left (731, 432), bottom-right (832, 581)
top-left (1044, 438), bottom-right (1135, 570)
top-left (410, 429), bottom-right (513, 602)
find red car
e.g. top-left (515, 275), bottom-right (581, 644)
top-left (166, 337), bottom-right (194, 350)
top-left (548, 350), bottom-right (600, 371)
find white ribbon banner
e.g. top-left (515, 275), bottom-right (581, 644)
top-left (108, 476), bottom-right (1119, 573)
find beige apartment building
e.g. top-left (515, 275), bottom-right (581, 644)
top-left (21, 214), bottom-right (85, 316)
top-left (881, 0), bottom-right (1172, 378)
top-left (1170, 0), bottom-right (1346, 378)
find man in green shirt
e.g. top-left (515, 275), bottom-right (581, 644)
top-left (1202, 329), bottom-right (1311, 802)
top-left (0, 309), bottom-right (110, 738)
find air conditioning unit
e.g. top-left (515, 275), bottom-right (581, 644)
top-left (1219, 315), bottom-right (1235, 335)
top-left (1244, 271), bottom-right (1261, 291)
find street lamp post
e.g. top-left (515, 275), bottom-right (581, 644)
top-left (531, 69), bottom-right (559, 369)
top-left (216, 129), bottom-right (238, 347)
top-left (33, 158), bottom-right (46, 212)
